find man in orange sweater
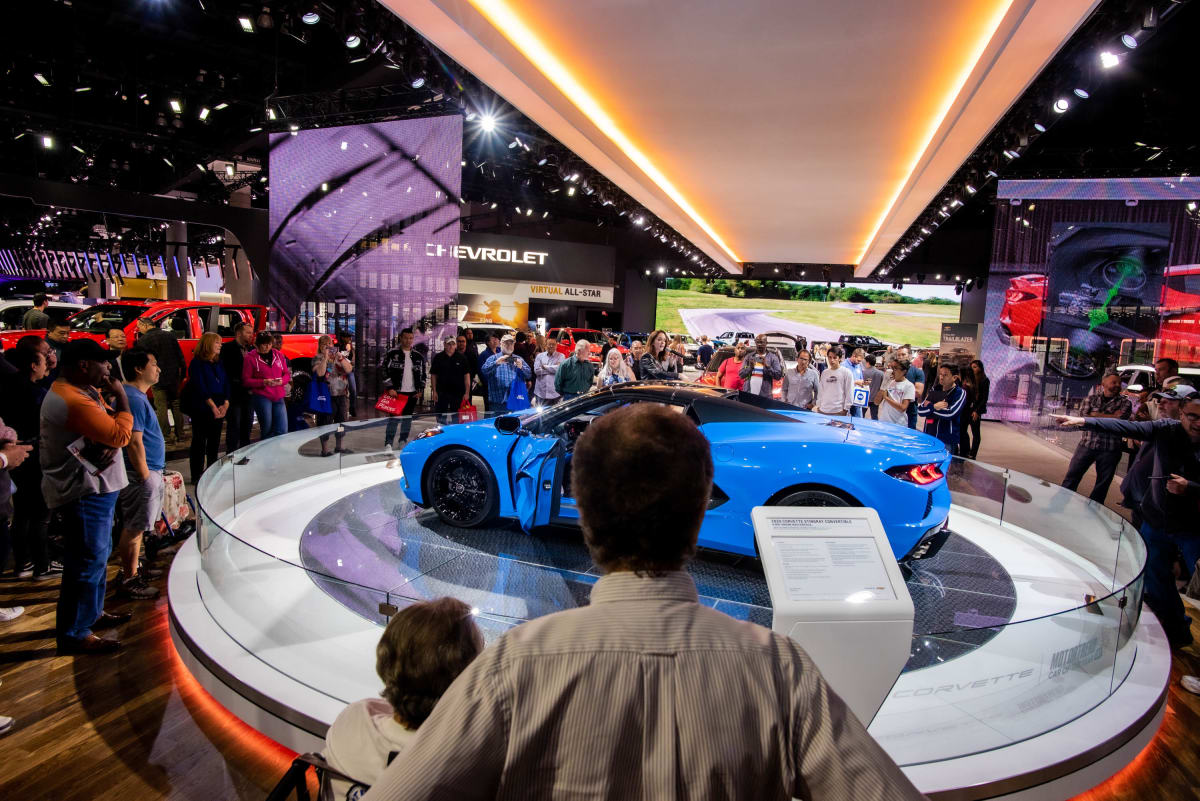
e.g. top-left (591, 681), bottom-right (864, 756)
top-left (41, 339), bottom-right (133, 654)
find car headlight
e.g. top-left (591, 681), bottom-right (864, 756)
top-left (414, 427), bottom-right (443, 441)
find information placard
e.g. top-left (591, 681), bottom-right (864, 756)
top-left (765, 516), bottom-right (896, 602)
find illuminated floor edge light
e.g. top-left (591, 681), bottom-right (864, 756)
top-left (854, 0), bottom-right (1016, 268)
top-left (466, 0), bottom-right (741, 265)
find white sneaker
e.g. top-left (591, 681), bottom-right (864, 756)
top-left (1182, 675), bottom-right (1200, 695)
top-left (0, 715), bottom-right (13, 735)
top-left (0, 607), bottom-right (24, 622)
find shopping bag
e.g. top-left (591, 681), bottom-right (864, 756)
top-left (375, 393), bottom-right (408, 415)
top-left (506, 375), bottom-right (531, 411)
top-left (155, 470), bottom-right (191, 535)
top-left (458, 400), bottom-right (479, 423)
top-left (305, 377), bottom-right (333, 415)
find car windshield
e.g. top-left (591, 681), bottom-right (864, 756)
top-left (68, 304), bottom-right (148, 334)
top-left (775, 346), bottom-right (797, 361)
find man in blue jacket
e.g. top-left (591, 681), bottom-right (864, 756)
top-left (1057, 393), bottom-right (1200, 650)
top-left (917, 364), bottom-right (966, 454)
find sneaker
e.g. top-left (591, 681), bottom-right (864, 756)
top-left (116, 575), bottom-right (160, 600)
top-left (0, 715), bottom-right (13, 735)
top-left (0, 607), bottom-right (25, 622)
top-left (1183, 676), bottom-right (1200, 695)
top-left (16, 562), bottom-right (34, 579)
top-left (33, 561), bottom-right (64, 580)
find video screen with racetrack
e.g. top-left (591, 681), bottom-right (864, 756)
top-left (268, 115), bottom-right (463, 376)
top-left (656, 279), bottom-right (958, 349)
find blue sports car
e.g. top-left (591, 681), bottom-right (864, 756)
top-left (398, 382), bottom-right (951, 561)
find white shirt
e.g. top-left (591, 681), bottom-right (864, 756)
top-left (815, 365), bottom-right (854, 414)
top-left (400, 348), bottom-right (415, 394)
top-left (878, 378), bottom-right (916, 426)
top-left (323, 698), bottom-right (417, 800)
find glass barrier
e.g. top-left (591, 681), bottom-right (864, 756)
top-left (192, 419), bottom-right (1146, 765)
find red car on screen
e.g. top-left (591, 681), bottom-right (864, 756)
top-left (855, 307), bottom-right (876, 314)
top-left (998, 273), bottom-right (1047, 343)
top-left (1157, 264), bottom-right (1200, 364)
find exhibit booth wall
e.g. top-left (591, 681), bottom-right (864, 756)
top-left (982, 178), bottom-right (1200, 429)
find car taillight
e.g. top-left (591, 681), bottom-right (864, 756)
top-left (886, 463), bottom-right (944, 485)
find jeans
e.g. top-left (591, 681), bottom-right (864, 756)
top-left (1139, 523), bottom-right (1200, 647)
top-left (906, 401), bottom-right (918, 429)
top-left (153, 383), bottom-right (186, 441)
top-left (225, 396), bottom-right (253, 453)
top-left (190, 412), bottom-right (224, 483)
top-left (250, 395), bottom-right (287, 440)
top-left (868, 403), bottom-right (879, 421)
top-left (434, 393), bottom-right (463, 414)
top-left (962, 416), bottom-right (982, 459)
top-left (12, 475), bottom-right (50, 573)
top-left (850, 406), bottom-right (863, 418)
top-left (1062, 445), bottom-right (1122, 503)
top-left (56, 491), bottom-right (120, 640)
top-left (384, 392), bottom-right (420, 447)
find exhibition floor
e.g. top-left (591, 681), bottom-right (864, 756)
top-left (1, 421), bottom-right (1192, 800)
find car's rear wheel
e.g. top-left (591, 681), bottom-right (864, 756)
top-left (772, 487), bottom-right (857, 507)
top-left (424, 448), bottom-right (498, 528)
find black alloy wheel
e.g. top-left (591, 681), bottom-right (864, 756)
top-left (425, 449), bottom-right (498, 528)
top-left (773, 488), bottom-right (855, 507)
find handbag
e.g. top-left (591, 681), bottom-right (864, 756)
top-left (375, 393), bottom-right (409, 415)
top-left (506, 374), bottom-right (531, 411)
top-left (305, 377), bottom-right (333, 415)
top-left (458, 400), bottom-right (479, 423)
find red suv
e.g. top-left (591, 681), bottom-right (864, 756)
top-left (997, 273), bottom-right (1047, 345)
top-left (548, 327), bottom-right (618, 363)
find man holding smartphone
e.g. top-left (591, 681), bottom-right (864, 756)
top-left (739, 335), bottom-right (783, 398)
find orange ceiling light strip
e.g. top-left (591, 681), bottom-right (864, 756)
top-left (854, 0), bottom-right (1015, 267)
top-left (467, 0), bottom-right (741, 264)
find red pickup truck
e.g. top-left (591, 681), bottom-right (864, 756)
top-left (0, 300), bottom-right (322, 367)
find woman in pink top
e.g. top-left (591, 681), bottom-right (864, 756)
top-left (242, 331), bottom-right (291, 439)
top-left (718, 345), bottom-right (747, 390)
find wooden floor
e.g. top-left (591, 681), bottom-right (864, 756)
top-left (1, 421), bottom-right (1199, 800)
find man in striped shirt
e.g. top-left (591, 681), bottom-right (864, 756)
top-left (363, 404), bottom-right (924, 801)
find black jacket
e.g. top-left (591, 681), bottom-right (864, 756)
top-left (220, 340), bottom-right (250, 400)
top-left (0, 376), bottom-right (46, 515)
top-left (380, 348), bottom-right (427, 394)
top-left (1085, 418), bottom-right (1200, 533)
top-left (135, 328), bottom-right (186, 387)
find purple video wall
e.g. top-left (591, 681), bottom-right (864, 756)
top-left (268, 115), bottom-right (463, 387)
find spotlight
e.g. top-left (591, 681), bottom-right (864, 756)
top-left (920, 227), bottom-right (931, 235)
top-left (214, 102), bottom-right (229, 110)
top-left (1033, 122), bottom-right (1046, 133)
top-left (34, 72), bottom-right (50, 87)
top-left (198, 107), bottom-right (210, 120)
top-left (537, 157), bottom-right (548, 166)
top-left (267, 107), bottom-right (277, 120)
top-left (163, 157), bottom-right (173, 167)
top-left (657, 266), bottom-right (665, 274)
top-left (1053, 98), bottom-right (1069, 113)
top-left (526, 208), bottom-right (532, 216)
top-left (633, 216), bottom-right (644, 226)
top-left (301, 7), bottom-right (320, 24)
top-left (41, 135), bottom-right (53, 149)
top-left (1121, 33), bottom-right (1138, 50)
top-left (71, 144), bottom-right (85, 154)
top-left (411, 76), bottom-right (426, 89)
top-left (1073, 88), bottom-right (1090, 99)
top-left (1100, 51), bottom-right (1120, 69)
top-left (1189, 202), bottom-right (1197, 212)
top-left (74, 86), bottom-right (91, 93)
top-left (567, 186), bottom-right (576, 197)
top-left (345, 34), bottom-right (361, 48)
top-left (170, 99), bottom-right (182, 113)
top-left (935, 274), bottom-right (943, 281)
top-left (479, 115), bottom-right (496, 132)
top-left (238, 16), bottom-right (254, 33)
top-left (225, 164), bottom-right (235, 177)
top-left (196, 163), bottom-right (206, 172)
top-left (965, 185), bottom-right (976, 195)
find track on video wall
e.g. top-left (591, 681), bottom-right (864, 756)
top-left (656, 279), bottom-right (959, 349)
top-left (268, 115), bottom-right (463, 392)
top-left (981, 184), bottom-right (1200, 423)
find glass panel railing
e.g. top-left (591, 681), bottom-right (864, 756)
top-left (192, 432), bottom-right (1147, 767)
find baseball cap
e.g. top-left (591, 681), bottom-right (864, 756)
top-left (500, 334), bottom-right (515, 343)
top-left (1152, 384), bottom-right (1199, 401)
top-left (61, 338), bottom-right (110, 364)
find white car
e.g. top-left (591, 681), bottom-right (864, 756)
top-left (0, 299), bottom-right (88, 331)
top-left (666, 332), bottom-right (700, 365)
top-left (1117, 363), bottom-right (1200, 392)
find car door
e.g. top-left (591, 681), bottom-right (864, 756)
top-left (509, 434), bottom-right (566, 531)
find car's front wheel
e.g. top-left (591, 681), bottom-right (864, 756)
top-left (424, 448), bottom-right (499, 528)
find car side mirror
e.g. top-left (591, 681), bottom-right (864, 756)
top-left (495, 415), bottom-right (522, 435)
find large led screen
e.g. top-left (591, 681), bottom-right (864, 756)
top-left (268, 116), bottom-right (463, 386)
top-left (657, 279), bottom-right (959, 348)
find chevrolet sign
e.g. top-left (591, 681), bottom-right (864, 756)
top-left (426, 243), bottom-right (549, 265)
